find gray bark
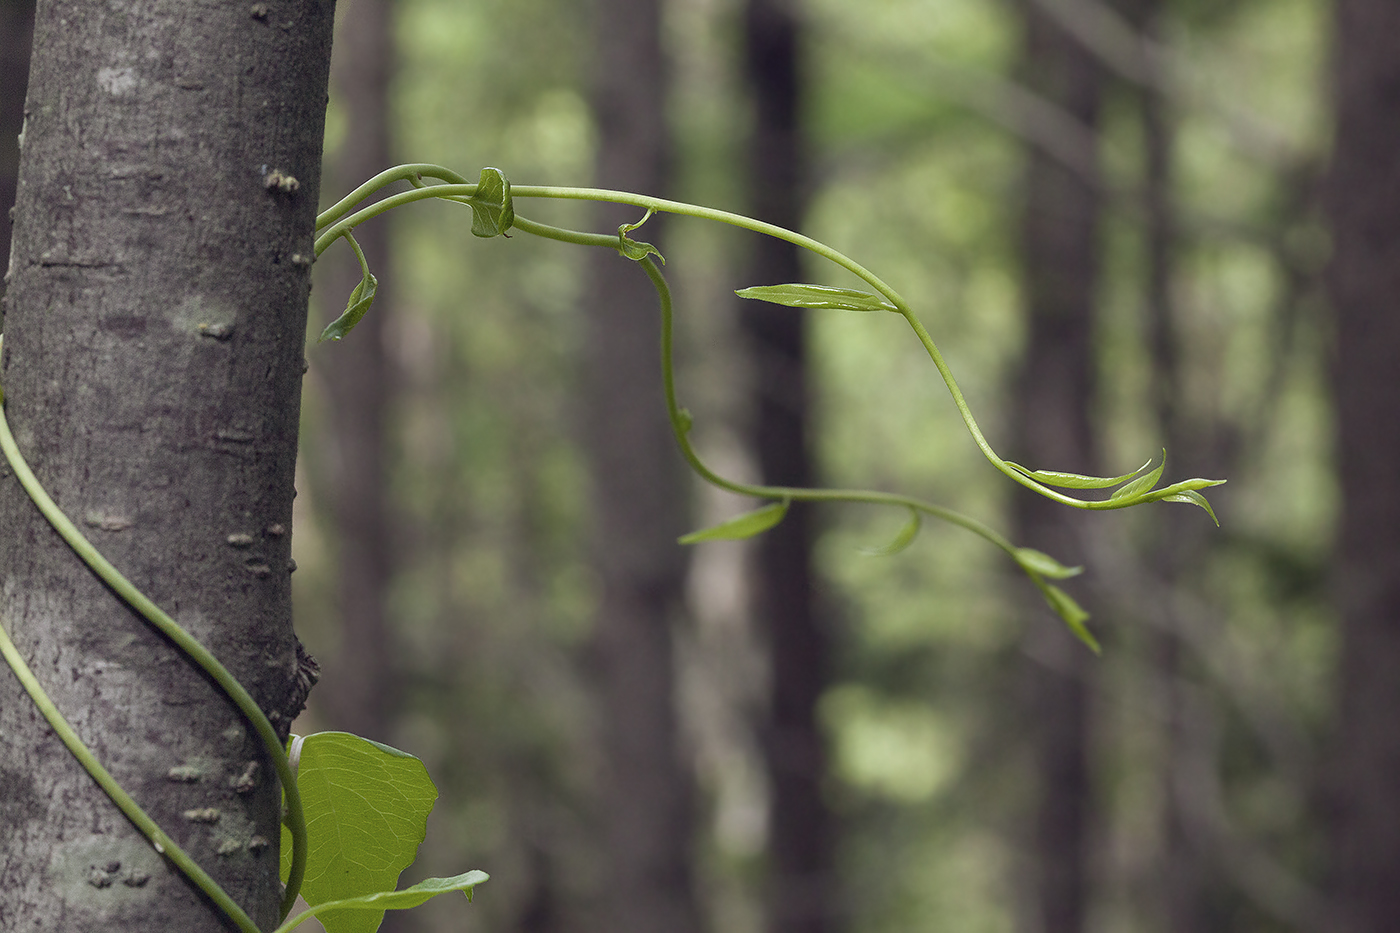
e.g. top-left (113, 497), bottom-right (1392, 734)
top-left (0, 1), bottom-right (333, 930)
top-left (584, 1), bottom-right (701, 932)
top-left (1323, 1), bottom-right (1400, 930)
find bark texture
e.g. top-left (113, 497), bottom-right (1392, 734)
top-left (736, 3), bottom-right (835, 933)
top-left (0, 1), bottom-right (333, 929)
top-left (1324, 2), bottom-right (1400, 931)
top-left (584, 2), bottom-right (701, 933)
top-left (314, 0), bottom-right (397, 745)
top-left (1011, 4), bottom-right (1104, 932)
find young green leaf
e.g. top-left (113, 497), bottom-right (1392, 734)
top-left (1005, 457), bottom-right (1153, 490)
top-left (860, 508), bottom-right (922, 556)
top-left (272, 871), bottom-right (489, 933)
top-left (319, 272), bottom-right (378, 343)
top-left (679, 500), bottom-right (789, 544)
top-left (279, 732), bottom-right (439, 933)
top-left (1038, 583), bottom-right (1100, 654)
top-left (735, 283), bottom-right (897, 313)
top-left (618, 235), bottom-right (664, 263)
top-left (1149, 477), bottom-right (1228, 496)
top-left (1013, 547), bottom-right (1083, 580)
top-left (1159, 489), bottom-right (1221, 526)
top-left (469, 166), bottom-right (514, 238)
top-left (1109, 451), bottom-right (1167, 501)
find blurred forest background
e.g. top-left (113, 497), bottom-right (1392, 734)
top-left (4, 0), bottom-right (1400, 931)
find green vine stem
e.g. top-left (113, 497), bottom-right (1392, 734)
top-left (313, 167), bottom-right (1225, 517)
top-left (0, 346), bottom-right (308, 925)
top-left (312, 164), bottom-right (1226, 649)
top-left (0, 620), bottom-right (263, 933)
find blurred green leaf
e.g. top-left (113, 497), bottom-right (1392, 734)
top-left (679, 500), bottom-right (789, 544)
top-left (319, 272), bottom-right (378, 343)
top-left (470, 166), bottom-right (514, 238)
top-left (1006, 458), bottom-right (1152, 490)
top-left (273, 871), bottom-right (489, 933)
top-left (1039, 583), bottom-right (1100, 654)
top-left (1013, 547), bottom-right (1083, 580)
top-left (736, 283), bottom-right (897, 313)
top-left (860, 508), bottom-right (922, 556)
top-left (279, 732), bottom-right (438, 933)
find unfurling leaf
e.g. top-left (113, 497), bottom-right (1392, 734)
top-left (469, 167), bottom-right (514, 238)
top-left (319, 272), bottom-right (379, 342)
top-left (736, 283), bottom-right (897, 313)
top-left (1160, 489), bottom-right (1221, 526)
top-left (1013, 547), bottom-right (1083, 580)
top-left (618, 235), bottom-right (664, 263)
top-left (1039, 583), bottom-right (1100, 654)
top-left (1006, 457), bottom-right (1153, 490)
top-left (860, 508), bottom-right (922, 556)
top-left (618, 209), bottom-right (665, 263)
top-left (1109, 450), bottom-right (1167, 501)
top-left (679, 500), bottom-right (789, 544)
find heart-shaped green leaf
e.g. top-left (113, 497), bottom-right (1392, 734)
top-left (469, 167), bottom-right (514, 238)
top-left (679, 500), bottom-right (789, 544)
top-left (1013, 547), bottom-right (1083, 580)
top-left (736, 283), bottom-right (897, 313)
top-left (280, 732), bottom-right (438, 933)
top-left (272, 871), bottom-right (489, 933)
top-left (860, 508), bottom-right (922, 556)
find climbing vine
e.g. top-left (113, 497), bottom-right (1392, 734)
top-left (0, 163), bottom-right (1222, 932)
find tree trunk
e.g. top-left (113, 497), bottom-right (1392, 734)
top-left (1011, 4), bottom-right (1104, 932)
top-left (737, 3), bottom-right (835, 933)
top-left (0, 1), bottom-right (333, 929)
top-left (584, 2), bottom-right (701, 933)
top-left (313, 0), bottom-right (397, 746)
top-left (1323, 2), bottom-right (1400, 931)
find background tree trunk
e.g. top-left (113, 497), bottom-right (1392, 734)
top-left (1011, 4), bottom-right (1104, 931)
top-left (0, 1), bottom-right (333, 929)
top-left (584, 2), bottom-right (702, 933)
top-left (313, 0), bottom-right (398, 747)
top-left (0, 0), bottom-right (34, 301)
top-left (736, 3), bottom-right (836, 933)
top-left (1324, 2), bottom-right (1400, 931)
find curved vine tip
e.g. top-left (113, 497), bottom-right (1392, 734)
top-left (618, 208), bottom-right (664, 263)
